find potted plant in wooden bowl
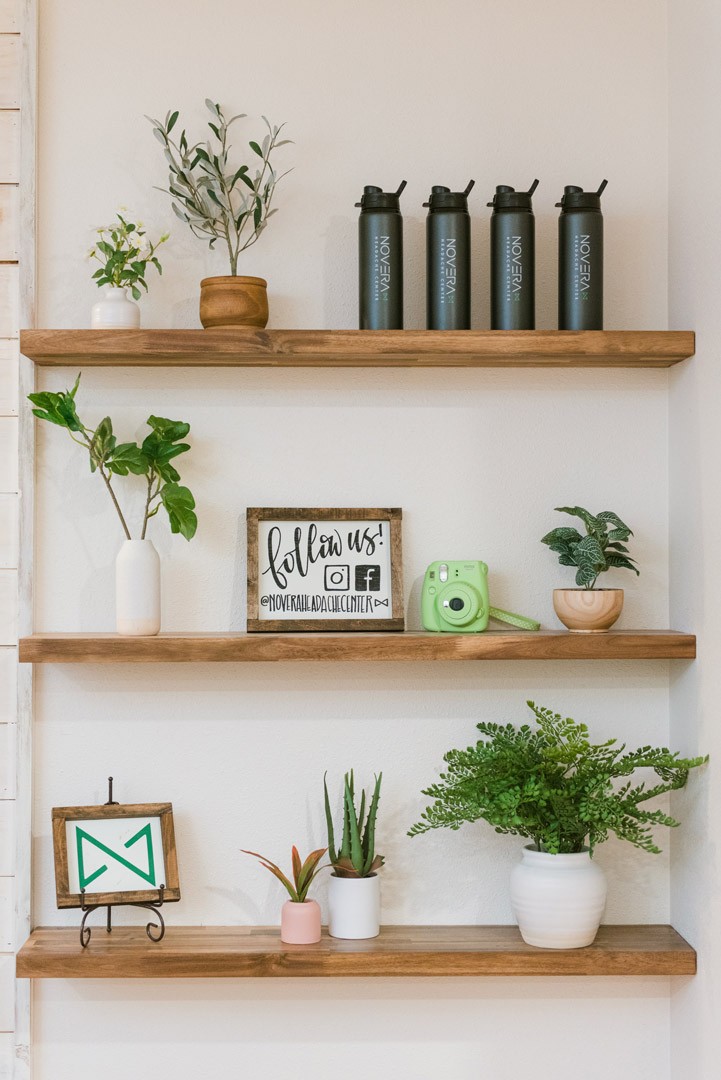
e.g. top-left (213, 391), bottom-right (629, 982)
top-left (541, 505), bottom-right (639, 632)
top-left (410, 701), bottom-right (706, 949)
top-left (242, 846), bottom-right (327, 944)
top-left (148, 100), bottom-right (291, 329)
top-left (28, 374), bottom-right (197, 635)
top-left (324, 770), bottom-right (384, 940)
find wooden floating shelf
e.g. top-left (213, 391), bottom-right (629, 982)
top-left (18, 630), bottom-right (696, 664)
top-left (21, 329), bottom-right (694, 368)
top-left (16, 925), bottom-right (696, 979)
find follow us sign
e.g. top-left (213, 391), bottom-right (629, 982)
top-left (247, 508), bottom-right (405, 632)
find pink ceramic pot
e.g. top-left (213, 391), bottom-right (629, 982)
top-left (280, 899), bottom-right (321, 944)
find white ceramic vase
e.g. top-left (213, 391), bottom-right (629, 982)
top-left (91, 285), bottom-right (141, 329)
top-left (115, 539), bottom-right (161, 636)
top-left (510, 845), bottom-right (607, 949)
top-left (328, 874), bottom-right (380, 940)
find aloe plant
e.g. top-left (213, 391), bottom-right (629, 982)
top-left (541, 505), bottom-right (639, 589)
top-left (241, 846), bottom-right (327, 903)
top-left (324, 771), bottom-right (384, 878)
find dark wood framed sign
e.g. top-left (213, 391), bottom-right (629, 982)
top-left (247, 507), bottom-right (404, 632)
top-left (52, 802), bottom-right (180, 909)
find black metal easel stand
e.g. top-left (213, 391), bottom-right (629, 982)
top-left (78, 776), bottom-right (167, 949)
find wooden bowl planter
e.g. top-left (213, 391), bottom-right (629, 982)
top-left (199, 276), bottom-right (269, 329)
top-left (553, 588), bottom-right (624, 633)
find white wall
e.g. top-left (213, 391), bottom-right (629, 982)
top-left (31, 2), bottom-right (676, 1078)
top-left (668, 3), bottom-right (721, 1077)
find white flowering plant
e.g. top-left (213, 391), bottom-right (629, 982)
top-left (89, 211), bottom-right (168, 300)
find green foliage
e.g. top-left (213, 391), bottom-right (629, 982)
top-left (409, 702), bottom-right (707, 855)
top-left (324, 770), bottom-right (384, 877)
top-left (541, 505), bottom-right (639, 589)
top-left (28, 374), bottom-right (196, 542)
top-left (89, 211), bottom-right (167, 300)
top-left (241, 846), bottom-right (327, 903)
top-left (147, 100), bottom-right (291, 276)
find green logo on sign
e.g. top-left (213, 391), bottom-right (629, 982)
top-left (76, 823), bottom-right (156, 889)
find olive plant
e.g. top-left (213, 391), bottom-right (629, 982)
top-left (147, 100), bottom-right (291, 275)
top-left (28, 374), bottom-right (197, 541)
top-left (541, 505), bottom-right (639, 589)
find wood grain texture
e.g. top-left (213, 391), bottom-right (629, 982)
top-left (19, 329), bottom-right (695, 368)
top-left (15, 924), bottom-right (696, 979)
top-left (246, 507), bottom-right (404, 632)
top-left (18, 629), bottom-right (696, 664)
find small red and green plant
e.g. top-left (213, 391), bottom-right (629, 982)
top-left (241, 846), bottom-right (327, 903)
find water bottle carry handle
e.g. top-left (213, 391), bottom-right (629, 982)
top-left (488, 606), bottom-right (540, 632)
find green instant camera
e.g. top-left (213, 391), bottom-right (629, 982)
top-left (421, 561), bottom-right (540, 633)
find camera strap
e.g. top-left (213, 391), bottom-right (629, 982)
top-left (488, 606), bottom-right (541, 632)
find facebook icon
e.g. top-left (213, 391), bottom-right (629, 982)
top-left (355, 565), bottom-right (381, 592)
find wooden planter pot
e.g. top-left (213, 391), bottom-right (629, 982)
top-left (553, 588), bottom-right (624, 633)
top-left (199, 276), bottom-right (269, 329)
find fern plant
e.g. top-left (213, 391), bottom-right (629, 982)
top-left (324, 771), bottom-right (384, 877)
top-left (409, 702), bottom-right (706, 855)
top-left (541, 505), bottom-right (639, 589)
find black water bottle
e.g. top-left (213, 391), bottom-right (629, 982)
top-left (488, 180), bottom-right (539, 330)
top-left (356, 181), bottom-right (406, 330)
top-left (424, 181), bottom-right (474, 330)
top-left (557, 180), bottom-right (608, 330)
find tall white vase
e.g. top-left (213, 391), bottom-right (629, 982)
top-left (91, 285), bottom-right (140, 329)
top-left (510, 845), bottom-right (607, 949)
top-left (328, 874), bottom-right (380, 939)
top-left (115, 539), bottom-right (161, 636)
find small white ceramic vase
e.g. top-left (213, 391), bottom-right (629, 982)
top-left (510, 845), bottom-right (607, 949)
top-left (91, 285), bottom-right (141, 329)
top-left (115, 539), bottom-right (161, 636)
top-left (328, 874), bottom-right (380, 940)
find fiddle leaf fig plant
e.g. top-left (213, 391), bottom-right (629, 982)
top-left (409, 702), bottom-right (707, 855)
top-left (147, 100), bottom-right (291, 275)
top-left (28, 373), bottom-right (197, 542)
top-left (324, 770), bottom-right (384, 878)
top-left (541, 505), bottom-right (639, 589)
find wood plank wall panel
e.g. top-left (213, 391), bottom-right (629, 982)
top-left (0, 113), bottom-right (18, 184)
top-left (0, 2), bottom-right (17, 33)
top-left (0, 268), bottom-right (18, 340)
top-left (0, 421), bottom-right (17, 491)
top-left (0, 188), bottom-right (18, 260)
top-left (0, 341), bottom-right (17, 415)
top-left (0, 496), bottom-right (16, 567)
top-left (0, 37), bottom-right (18, 108)
top-left (0, 652), bottom-right (14, 724)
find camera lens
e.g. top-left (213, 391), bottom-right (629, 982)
top-left (448, 597), bottom-right (464, 611)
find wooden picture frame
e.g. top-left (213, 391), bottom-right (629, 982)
top-left (247, 507), bottom-right (404, 632)
top-left (52, 802), bottom-right (180, 909)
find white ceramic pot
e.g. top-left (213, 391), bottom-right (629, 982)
top-left (328, 874), bottom-right (380, 939)
top-left (510, 845), bottom-right (607, 949)
top-left (115, 539), bottom-right (161, 636)
top-left (91, 286), bottom-right (141, 329)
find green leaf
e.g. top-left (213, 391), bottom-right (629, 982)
top-left (606, 555), bottom-right (640, 575)
top-left (249, 140), bottom-right (263, 157)
top-left (147, 415), bottom-right (190, 442)
top-left (89, 416), bottom-right (116, 472)
top-left (160, 483), bottom-right (197, 540)
top-left (167, 110), bottom-right (179, 133)
top-left (106, 442), bottom-right (149, 477)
